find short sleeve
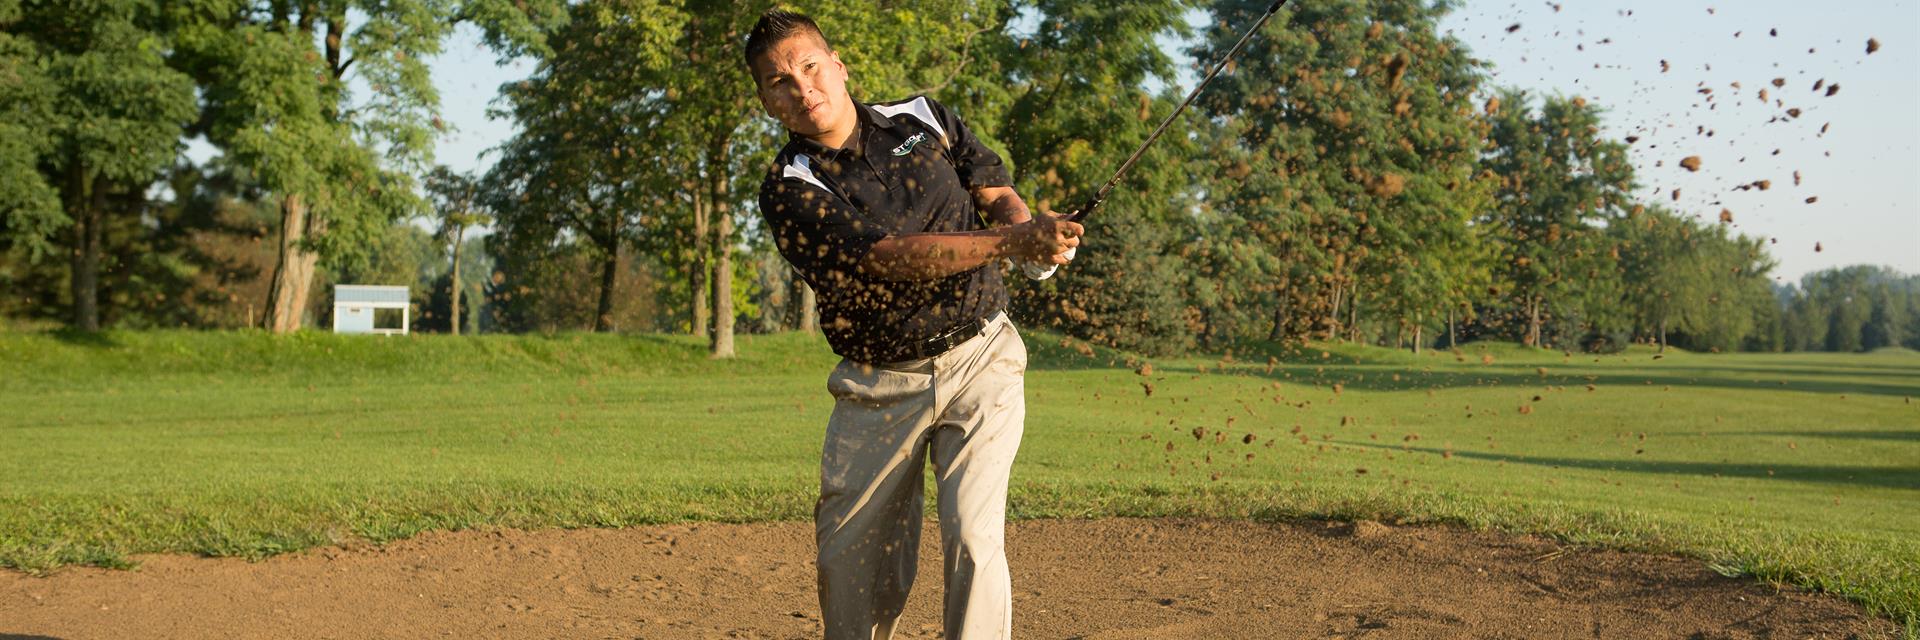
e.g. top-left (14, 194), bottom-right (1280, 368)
top-left (759, 172), bottom-right (889, 286)
top-left (924, 97), bottom-right (1013, 191)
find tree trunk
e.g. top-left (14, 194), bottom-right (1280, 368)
top-left (449, 224), bottom-right (465, 335)
top-left (1413, 324), bottom-right (1423, 355)
top-left (67, 169), bottom-right (103, 332)
top-left (1267, 294), bottom-right (1289, 342)
top-left (792, 272), bottom-right (818, 332)
top-left (1658, 319), bottom-right (1668, 352)
top-left (1525, 298), bottom-right (1543, 348)
top-left (709, 140), bottom-right (736, 359)
top-left (594, 244), bottom-right (618, 332)
top-left (690, 186), bottom-right (710, 339)
top-left (1447, 306), bottom-right (1456, 347)
top-left (1347, 286), bottom-right (1362, 343)
top-left (1326, 283), bottom-right (1346, 341)
top-left (264, 193), bottom-right (321, 333)
top-left (1199, 306), bottom-right (1215, 350)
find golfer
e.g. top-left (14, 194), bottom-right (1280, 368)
top-left (745, 9), bottom-right (1081, 640)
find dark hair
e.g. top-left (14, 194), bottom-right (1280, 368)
top-left (743, 9), bottom-right (832, 73)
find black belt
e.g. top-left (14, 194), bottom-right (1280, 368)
top-left (891, 314), bottom-right (993, 362)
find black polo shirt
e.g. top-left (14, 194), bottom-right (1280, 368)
top-left (758, 95), bottom-right (1014, 364)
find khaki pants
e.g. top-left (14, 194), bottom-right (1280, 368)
top-left (816, 312), bottom-right (1026, 640)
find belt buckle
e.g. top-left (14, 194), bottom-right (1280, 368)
top-left (916, 317), bottom-right (983, 360)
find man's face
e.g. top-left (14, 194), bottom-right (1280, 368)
top-left (750, 32), bottom-right (852, 139)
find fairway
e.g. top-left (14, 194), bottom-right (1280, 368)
top-left (1, 329), bottom-right (1916, 627)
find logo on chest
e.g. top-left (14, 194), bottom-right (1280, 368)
top-left (890, 132), bottom-right (928, 156)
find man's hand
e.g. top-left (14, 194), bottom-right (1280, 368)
top-left (1006, 213), bottom-right (1083, 264)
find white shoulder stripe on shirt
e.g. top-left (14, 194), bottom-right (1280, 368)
top-left (871, 96), bottom-right (950, 149)
top-left (781, 154), bottom-right (832, 194)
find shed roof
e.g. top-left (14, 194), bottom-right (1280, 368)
top-left (334, 285), bottom-right (410, 306)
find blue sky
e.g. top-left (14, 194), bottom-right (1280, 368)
top-left (419, 0), bottom-right (1917, 283)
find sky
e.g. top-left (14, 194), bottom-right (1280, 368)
top-left (417, 0), bottom-right (1917, 284)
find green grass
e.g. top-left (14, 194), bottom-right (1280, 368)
top-left (2, 328), bottom-right (1916, 627)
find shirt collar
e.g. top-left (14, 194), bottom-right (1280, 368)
top-left (787, 101), bottom-right (896, 158)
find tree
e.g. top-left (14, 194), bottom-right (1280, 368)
top-left (423, 166), bottom-right (491, 334)
top-left (1481, 90), bottom-right (1633, 348)
top-left (2, 0), bottom-right (195, 331)
top-left (167, 0), bottom-right (564, 333)
top-left (0, 2), bottom-right (62, 262)
top-left (1193, 0), bottom-right (1490, 346)
top-left (483, 0), bottom-right (676, 332)
top-left (1612, 205), bottom-right (1776, 352)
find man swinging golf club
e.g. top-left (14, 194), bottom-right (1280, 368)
top-left (745, 9), bottom-right (1080, 639)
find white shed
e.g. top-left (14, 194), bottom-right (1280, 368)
top-left (332, 285), bottom-right (410, 335)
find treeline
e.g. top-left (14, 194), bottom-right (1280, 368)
top-left (0, 0), bottom-right (1900, 356)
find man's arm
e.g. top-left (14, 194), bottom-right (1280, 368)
top-left (972, 185), bottom-right (1031, 227)
top-left (861, 213), bottom-right (1080, 281)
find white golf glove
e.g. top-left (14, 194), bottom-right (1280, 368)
top-left (1019, 247), bottom-right (1077, 280)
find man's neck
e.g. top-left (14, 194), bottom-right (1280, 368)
top-left (807, 102), bottom-right (860, 150)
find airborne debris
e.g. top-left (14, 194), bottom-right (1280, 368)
top-left (1867, 38), bottom-right (1880, 54)
top-left (1370, 173), bottom-right (1407, 198)
top-left (1679, 156), bottom-right (1703, 172)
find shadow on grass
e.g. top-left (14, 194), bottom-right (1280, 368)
top-left (1025, 335), bottom-right (1920, 397)
top-left (47, 329), bottom-right (119, 349)
top-left (1347, 442), bottom-right (1920, 491)
top-left (1701, 430), bottom-right (1920, 443)
top-left (1143, 360), bottom-right (1920, 399)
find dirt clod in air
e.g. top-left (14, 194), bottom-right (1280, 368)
top-left (1384, 53), bottom-right (1409, 88)
top-left (1771, 78), bottom-right (1786, 88)
top-left (1824, 84), bottom-right (1840, 97)
top-left (1867, 38), bottom-right (1880, 54)
top-left (1679, 156), bottom-right (1703, 172)
top-left (1141, 382), bottom-right (1154, 397)
top-left (1370, 173), bottom-right (1407, 198)
top-left (1815, 242), bottom-right (1824, 252)
top-left (1136, 362), bottom-right (1153, 377)
top-left (1718, 209), bottom-right (1734, 224)
top-left (1805, 196), bottom-right (1819, 204)
top-left (1505, 23), bottom-right (1521, 34)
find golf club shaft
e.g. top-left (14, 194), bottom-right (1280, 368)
top-left (1067, 0), bottom-right (1290, 223)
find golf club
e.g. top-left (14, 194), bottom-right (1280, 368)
top-left (1066, 0), bottom-right (1291, 224)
